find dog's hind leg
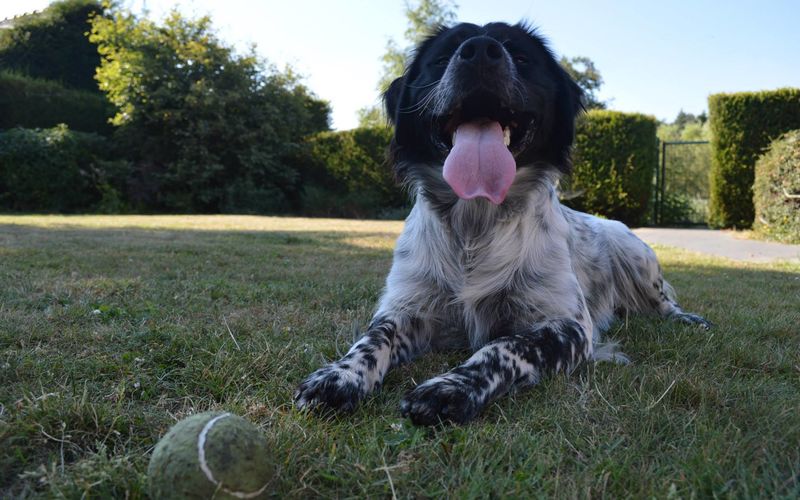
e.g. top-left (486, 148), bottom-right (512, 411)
top-left (609, 228), bottom-right (712, 331)
top-left (294, 314), bottom-right (428, 413)
top-left (653, 277), bottom-right (713, 330)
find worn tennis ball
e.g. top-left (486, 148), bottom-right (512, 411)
top-left (147, 411), bottom-right (274, 499)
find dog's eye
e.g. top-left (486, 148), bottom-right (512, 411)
top-left (434, 56), bottom-right (450, 67)
top-left (513, 54), bottom-right (529, 64)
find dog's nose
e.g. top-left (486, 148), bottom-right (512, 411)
top-left (457, 36), bottom-right (505, 66)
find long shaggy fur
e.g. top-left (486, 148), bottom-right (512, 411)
top-left (295, 22), bottom-right (710, 425)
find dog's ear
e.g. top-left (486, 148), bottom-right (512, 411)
top-left (383, 76), bottom-right (405, 125)
top-left (549, 68), bottom-right (585, 170)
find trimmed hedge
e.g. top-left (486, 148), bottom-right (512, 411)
top-left (566, 110), bottom-right (658, 225)
top-left (0, 71), bottom-right (112, 134)
top-left (300, 127), bottom-right (407, 218)
top-left (708, 88), bottom-right (800, 228)
top-left (0, 0), bottom-right (103, 92)
top-left (753, 130), bottom-right (800, 244)
top-left (0, 125), bottom-right (126, 212)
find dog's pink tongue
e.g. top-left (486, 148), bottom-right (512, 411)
top-left (443, 121), bottom-right (516, 205)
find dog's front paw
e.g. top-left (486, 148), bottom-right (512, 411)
top-left (294, 364), bottom-right (366, 413)
top-left (400, 375), bottom-right (480, 426)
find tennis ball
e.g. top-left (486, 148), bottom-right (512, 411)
top-left (147, 411), bottom-right (274, 499)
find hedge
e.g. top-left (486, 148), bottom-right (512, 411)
top-left (566, 110), bottom-right (658, 225)
top-left (0, 125), bottom-right (126, 212)
top-left (0, 0), bottom-right (103, 92)
top-left (708, 88), bottom-right (800, 228)
top-left (299, 127), bottom-right (407, 218)
top-left (0, 71), bottom-right (112, 134)
top-left (752, 130), bottom-right (800, 244)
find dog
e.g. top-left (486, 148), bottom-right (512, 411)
top-left (295, 22), bottom-right (711, 425)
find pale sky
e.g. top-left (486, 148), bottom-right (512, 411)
top-left (3, 0), bottom-right (799, 130)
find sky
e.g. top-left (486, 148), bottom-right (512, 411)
top-left (3, 0), bottom-right (799, 130)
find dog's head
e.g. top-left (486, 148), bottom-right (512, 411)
top-left (384, 22), bottom-right (583, 205)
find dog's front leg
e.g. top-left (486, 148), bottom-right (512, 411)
top-left (401, 318), bottom-right (592, 425)
top-left (294, 315), bottom-right (421, 413)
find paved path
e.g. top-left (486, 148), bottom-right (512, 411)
top-left (632, 228), bottom-right (800, 263)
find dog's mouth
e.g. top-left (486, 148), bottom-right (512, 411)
top-left (434, 92), bottom-right (536, 205)
top-left (435, 91), bottom-right (535, 155)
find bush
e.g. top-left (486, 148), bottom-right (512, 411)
top-left (565, 110), bottom-right (658, 225)
top-left (0, 72), bottom-right (112, 134)
top-left (300, 127), bottom-right (407, 218)
top-left (708, 88), bottom-right (800, 228)
top-left (89, 8), bottom-right (330, 213)
top-left (752, 130), bottom-right (800, 244)
top-left (0, 125), bottom-right (126, 212)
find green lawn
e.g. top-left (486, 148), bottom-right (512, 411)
top-left (1, 215), bottom-right (798, 498)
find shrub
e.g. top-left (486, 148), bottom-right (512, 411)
top-left (708, 88), bottom-right (800, 228)
top-left (566, 110), bottom-right (658, 225)
top-left (89, 8), bottom-right (330, 213)
top-left (752, 130), bottom-right (800, 244)
top-left (300, 127), bottom-right (407, 218)
top-left (0, 72), bottom-right (112, 134)
top-left (0, 125), bottom-right (127, 212)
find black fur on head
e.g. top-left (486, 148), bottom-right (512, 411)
top-left (383, 22), bottom-right (584, 182)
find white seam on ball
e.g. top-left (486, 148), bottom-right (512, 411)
top-left (196, 412), bottom-right (270, 499)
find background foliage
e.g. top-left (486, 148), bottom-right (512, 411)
top-left (0, 125), bottom-right (124, 212)
top-left (88, 7), bottom-right (330, 213)
top-left (0, 71), bottom-right (112, 133)
top-left (753, 129), bottom-right (800, 244)
top-left (565, 110), bottom-right (658, 225)
top-left (299, 127), bottom-right (407, 218)
top-left (656, 112), bottom-right (711, 225)
top-left (0, 0), bottom-right (103, 91)
top-left (708, 88), bottom-right (800, 228)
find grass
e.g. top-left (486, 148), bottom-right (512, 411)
top-left (1, 214), bottom-right (798, 498)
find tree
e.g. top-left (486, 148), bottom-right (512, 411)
top-left (559, 56), bottom-right (605, 109)
top-left (358, 0), bottom-right (457, 127)
top-left (0, 0), bottom-right (104, 91)
top-left (90, 5), bottom-right (330, 213)
top-left (657, 110), bottom-right (710, 142)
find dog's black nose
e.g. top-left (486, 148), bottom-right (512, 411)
top-left (458, 36), bottom-right (505, 66)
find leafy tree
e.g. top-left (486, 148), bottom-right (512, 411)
top-left (0, 0), bottom-right (104, 91)
top-left (657, 110), bottom-right (710, 142)
top-left (89, 5), bottom-right (330, 213)
top-left (358, 0), bottom-right (457, 127)
top-left (560, 56), bottom-right (605, 109)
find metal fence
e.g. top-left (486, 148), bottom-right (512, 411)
top-left (652, 140), bottom-right (711, 226)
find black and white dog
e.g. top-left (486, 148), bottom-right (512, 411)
top-left (295, 22), bottom-right (710, 425)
